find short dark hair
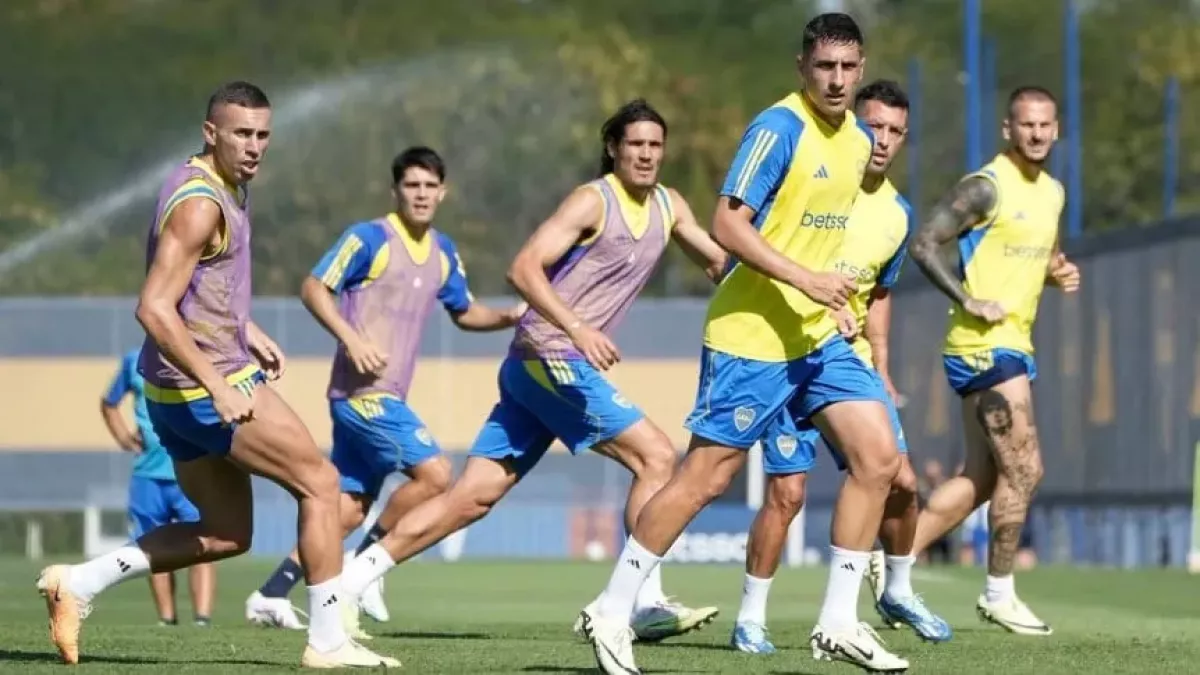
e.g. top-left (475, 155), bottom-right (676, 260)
top-left (391, 146), bottom-right (446, 184)
top-left (599, 99), bottom-right (668, 177)
top-left (855, 79), bottom-right (910, 112)
top-left (801, 13), bottom-right (864, 57)
top-left (205, 81), bottom-right (270, 121)
top-left (1007, 86), bottom-right (1058, 117)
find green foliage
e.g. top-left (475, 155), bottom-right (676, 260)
top-left (0, 0), bottom-right (1193, 296)
top-left (0, 510), bottom-right (92, 557)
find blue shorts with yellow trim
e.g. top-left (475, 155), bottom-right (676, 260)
top-left (146, 369), bottom-right (266, 463)
top-left (468, 356), bottom-right (645, 477)
top-left (759, 389), bottom-right (908, 476)
top-left (330, 395), bottom-right (442, 498)
top-left (127, 475), bottom-right (200, 538)
top-left (684, 337), bottom-right (889, 450)
top-left (943, 348), bottom-right (1038, 397)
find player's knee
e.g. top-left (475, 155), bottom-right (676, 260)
top-left (450, 485), bottom-right (497, 525)
top-left (1001, 452), bottom-right (1044, 495)
top-left (286, 451), bottom-right (342, 503)
top-left (636, 444), bottom-right (676, 485)
top-left (765, 475), bottom-right (806, 519)
top-left (676, 441), bottom-right (742, 506)
top-left (340, 493), bottom-right (371, 532)
top-left (227, 530), bottom-right (253, 556)
top-left (307, 460), bottom-right (342, 502)
top-left (199, 515), bottom-right (252, 557)
top-left (891, 459), bottom-right (918, 495)
top-left (689, 468), bottom-right (735, 507)
top-left (854, 445), bottom-right (902, 489)
top-left (417, 455), bottom-right (453, 496)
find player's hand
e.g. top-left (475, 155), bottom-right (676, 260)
top-left (212, 383), bottom-right (255, 426)
top-left (567, 322), bottom-right (621, 371)
top-left (506, 302), bottom-right (529, 327)
top-left (346, 336), bottom-right (388, 376)
top-left (117, 428), bottom-right (143, 453)
top-left (963, 297), bottom-right (1007, 324)
top-left (247, 326), bottom-right (287, 380)
top-left (794, 271), bottom-right (857, 311)
top-left (880, 374), bottom-right (904, 408)
top-left (1048, 253), bottom-right (1080, 293)
top-left (832, 307), bottom-right (859, 341)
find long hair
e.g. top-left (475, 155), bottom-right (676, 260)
top-left (598, 99), bottom-right (667, 177)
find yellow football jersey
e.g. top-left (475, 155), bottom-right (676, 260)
top-left (705, 92), bottom-right (874, 362)
top-left (832, 178), bottom-right (913, 365)
top-left (944, 152), bottom-right (1064, 356)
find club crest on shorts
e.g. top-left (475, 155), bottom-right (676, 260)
top-left (415, 427), bottom-right (433, 446)
top-left (776, 435), bottom-right (798, 458)
top-left (611, 392), bottom-right (632, 409)
top-left (733, 406), bottom-right (756, 432)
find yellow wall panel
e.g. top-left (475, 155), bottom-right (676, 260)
top-left (0, 357), bottom-right (701, 451)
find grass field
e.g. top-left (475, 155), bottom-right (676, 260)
top-left (1, 557), bottom-right (1198, 673)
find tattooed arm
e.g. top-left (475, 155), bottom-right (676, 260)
top-left (908, 176), bottom-right (1007, 323)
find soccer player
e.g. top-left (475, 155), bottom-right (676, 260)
top-left (907, 85), bottom-right (1081, 635)
top-left (102, 348), bottom-right (216, 627)
top-left (246, 146), bottom-right (524, 634)
top-left (730, 79), bottom-right (951, 655)
top-left (334, 98), bottom-right (726, 644)
top-left (36, 81), bottom-right (395, 669)
top-left (580, 15), bottom-right (912, 674)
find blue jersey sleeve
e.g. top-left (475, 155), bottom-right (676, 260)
top-left (311, 222), bottom-right (385, 293)
top-left (435, 232), bottom-right (474, 314)
top-left (878, 196), bottom-right (915, 289)
top-left (102, 351), bottom-right (137, 407)
top-left (719, 107), bottom-right (803, 215)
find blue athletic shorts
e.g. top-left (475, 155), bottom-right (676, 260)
top-left (127, 475), bottom-right (200, 538)
top-left (329, 395), bottom-right (442, 498)
top-left (468, 356), bottom-right (644, 477)
top-left (759, 385), bottom-right (908, 476)
top-left (684, 336), bottom-right (889, 450)
top-left (943, 348), bottom-right (1037, 397)
top-left (146, 371), bottom-right (266, 462)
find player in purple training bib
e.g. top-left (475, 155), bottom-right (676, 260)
top-left (246, 147), bottom-right (522, 634)
top-left (335, 99), bottom-right (732, 645)
top-left (36, 81), bottom-right (396, 669)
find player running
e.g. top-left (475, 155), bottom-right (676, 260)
top-left (907, 86), bottom-right (1080, 636)
top-left (581, 15), bottom-right (911, 675)
top-left (101, 348), bottom-right (216, 628)
top-left (730, 79), bottom-right (951, 655)
top-left (37, 81), bottom-right (395, 668)
top-left (335, 98), bottom-right (725, 644)
top-left (246, 146), bottom-right (524, 635)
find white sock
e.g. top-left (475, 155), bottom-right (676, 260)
top-left (985, 574), bottom-right (1015, 604)
top-left (817, 546), bottom-right (870, 630)
top-left (884, 554), bottom-right (916, 600)
top-left (596, 536), bottom-right (660, 621)
top-left (342, 543), bottom-right (395, 597)
top-left (67, 544), bottom-right (151, 602)
top-left (306, 576), bottom-right (349, 653)
top-left (633, 561), bottom-right (666, 612)
top-left (735, 574), bottom-right (773, 626)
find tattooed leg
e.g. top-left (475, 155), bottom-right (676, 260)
top-left (975, 381), bottom-right (1043, 578)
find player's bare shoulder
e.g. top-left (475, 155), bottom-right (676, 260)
top-left (160, 194), bottom-right (225, 253)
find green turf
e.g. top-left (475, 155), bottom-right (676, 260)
top-left (1, 557), bottom-right (1198, 673)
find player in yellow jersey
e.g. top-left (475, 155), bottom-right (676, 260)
top-left (908, 86), bottom-right (1081, 636)
top-left (581, 15), bottom-right (910, 675)
top-left (729, 80), bottom-right (952, 657)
